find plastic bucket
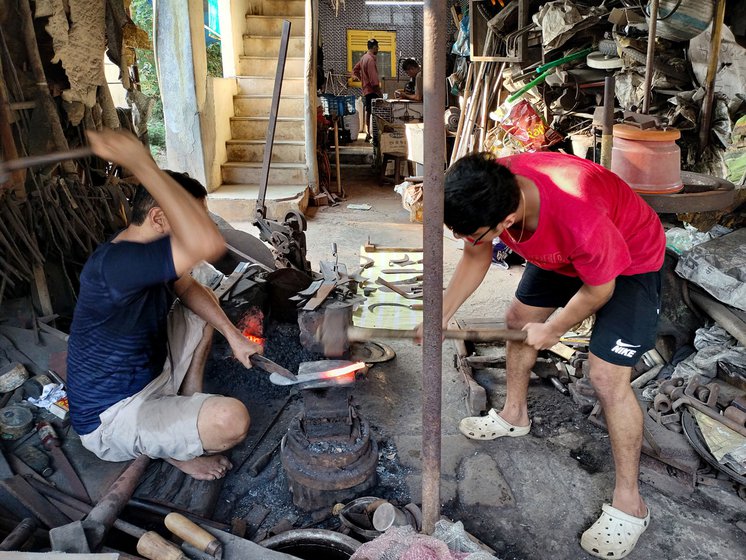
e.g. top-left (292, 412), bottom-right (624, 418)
top-left (611, 124), bottom-right (683, 194)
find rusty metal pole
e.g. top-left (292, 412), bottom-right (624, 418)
top-left (600, 75), bottom-right (615, 169)
top-left (699, 0), bottom-right (727, 150)
top-left (641, 0), bottom-right (659, 114)
top-left (422, 0), bottom-right (446, 536)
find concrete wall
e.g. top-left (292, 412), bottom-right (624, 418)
top-left (157, 0), bottom-right (239, 190)
top-left (219, 0), bottom-right (250, 78)
top-left (318, 0), bottom-right (424, 94)
top-left (156, 0), bottom-right (208, 184)
top-left (204, 77), bottom-right (238, 191)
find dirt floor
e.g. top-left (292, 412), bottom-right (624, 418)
top-left (221, 166), bottom-right (746, 559)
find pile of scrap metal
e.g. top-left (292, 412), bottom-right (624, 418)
top-left (0, 0), bottom-right (150, 315)
top-left (450, 0), bottom-right (745, 184)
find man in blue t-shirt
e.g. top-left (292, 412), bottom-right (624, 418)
top-left (67, 129), bottom-right (263, 481)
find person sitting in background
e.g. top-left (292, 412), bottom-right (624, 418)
top-left (395, 59), bottom-right (423, 102)
top-left (67, 129), bottom-right (263, 481)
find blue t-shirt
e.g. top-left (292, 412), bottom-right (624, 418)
top-left (67, 235), bottom-right (178, 435)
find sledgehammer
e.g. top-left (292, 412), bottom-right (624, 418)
top-left (317, 305), bottom-right (527, 357)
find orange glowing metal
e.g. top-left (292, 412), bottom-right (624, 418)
top-left (320, 361), bottom-right (367, 379)
top-left (242, 330), bottom-right (265, 345)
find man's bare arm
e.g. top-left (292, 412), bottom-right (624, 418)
top-left (175, 275), bottom-right (262, 366)
top-left (87, 129), bottom-right (225, 276)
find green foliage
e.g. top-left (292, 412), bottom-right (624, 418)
top-left (129, 0), bottom-right (165, 150)
top-left (206, 42), bottom-right (223, 78)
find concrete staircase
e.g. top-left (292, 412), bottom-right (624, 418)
top-left (209, 0), bottom-right (309, 223)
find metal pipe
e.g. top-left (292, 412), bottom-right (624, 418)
top-left (422, 0), bottom-right (446, 535)
top-left (600, 75), bottom-right (615, 169)
top-left (641, 0), bottom-right (659, 114)
top-left (699, 0), bottom-right (727, 150)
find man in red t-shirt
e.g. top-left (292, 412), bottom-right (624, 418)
top-left (440, 151), bottom-right (664, 559)
top-left (353, 39), bottom-right (382, 142)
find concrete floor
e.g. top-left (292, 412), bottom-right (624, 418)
top-left (226, 166), bottom-right (746, 560)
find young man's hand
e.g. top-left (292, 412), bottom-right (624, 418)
top-left (522, 322), bottom-right (561, 350)
top-left (228, 332), bottom-right (264, 369)
top-left (86, 128), bottom-right (156, 175)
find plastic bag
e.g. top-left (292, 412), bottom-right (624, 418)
top-left (497, 100), bottom-right (562, 152)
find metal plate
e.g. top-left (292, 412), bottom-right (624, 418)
top-left (681, 408), bottom-right (746, 486)
top-left (640, 172), bottom-right (736, 214)
top-left (350, 341), bottom-right (396, 364)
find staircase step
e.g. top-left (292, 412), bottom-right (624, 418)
top-left (234, 95), bottom-right (305, 118)
top-left (245, 16), bottom-right (305, 37)
top-left (243, 35), bottom-right (305, 58)
top-left (237, 76), bottom-right (304, 95)
top-left (208, 183), bottom-right (308, 222)
top-left (227, 140), bottom-right (306, 163)
top-left (238, 56), bottom-right (305, 78)
top-left (256, 0), bottom-right (306, 16)
top-left (222, 161), bottom-right (307, 184)
top-left (230, 116), bottom-right (305, 140)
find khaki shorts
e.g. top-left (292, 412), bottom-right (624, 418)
top-left (80, 304), bottom-right (214, 462)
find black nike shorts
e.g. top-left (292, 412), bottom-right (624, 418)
top-left (515, 263), bottom-right (662, 367)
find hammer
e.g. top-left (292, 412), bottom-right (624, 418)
top-left (0, 146), bottom-right (93, 183)
top-left (318, 305), bottom-right (527, 357)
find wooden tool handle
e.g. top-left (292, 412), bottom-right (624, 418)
top-left (165, 512), bottom-right (221, 555)
top-left (347, 326), bottom-right (527, 343)
top-left (136, 530), bottom-right (186, 560)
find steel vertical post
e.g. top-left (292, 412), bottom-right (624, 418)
top-left (422, 0), bottom-right (447, 536)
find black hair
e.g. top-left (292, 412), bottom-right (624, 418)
top-left (367, 39), bottom-right (378, 50)
top-left (402, 58), bottom-right (419, 71)
top-left (130, 170), bottom-right (208, 226)
top-left (444, 152), bottom-right (520, 236)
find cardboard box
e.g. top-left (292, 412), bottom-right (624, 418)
top-left (49, 396), bottom-right (69, 421)
top-left (380, 132), bottom-right (408, 155)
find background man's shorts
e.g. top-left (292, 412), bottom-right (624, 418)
top-left (80, 304), bottom-right (214, 462)
top-left (515, 264), bottom-right (662, 367)
top-left (364, 92), bottom-right (381, 113)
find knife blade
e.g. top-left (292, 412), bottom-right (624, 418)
top-left (249, 354), bottom-right (297, 381)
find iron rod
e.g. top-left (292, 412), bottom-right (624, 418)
top-left (699, 0), bottom-right (727, 150)
top-left (422, 0), bottom-right (446, 535)
top-left (600, 75), bottom-right (615, 169)
top-left (641, 0), bottom-right (659, 114)
top-left (255, 20), bottom-right (291, 218)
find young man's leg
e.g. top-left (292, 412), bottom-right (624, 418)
top-left (166, 395), bottom-right (250, 481)
top-left (500, 299), bottom-right (556, 427)
top-left (586, 354), bottom-right (646, 517)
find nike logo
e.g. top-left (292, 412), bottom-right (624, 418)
top-left (615, 339), bottom-right (640, 348)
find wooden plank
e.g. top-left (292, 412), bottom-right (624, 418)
top-left (31, 265), bottom-right (53, 317)
top-left (451, 320), bottom-right (487, 415)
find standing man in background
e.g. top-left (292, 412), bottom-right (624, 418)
top-left (353, 38), bottom-right (382, 143)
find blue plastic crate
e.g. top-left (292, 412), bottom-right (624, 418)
top-left (320, 94), bottom-right (356, 117)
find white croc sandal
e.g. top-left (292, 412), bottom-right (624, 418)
top-left (458, 409), bottom-right (531, 440)
top-left (581, 504), bottom-right (650, 559)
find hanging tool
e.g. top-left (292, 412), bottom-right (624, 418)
top-left (37, 421), bottom-right (91, 503)
top-left (248, 354), bottom-right (296, 382)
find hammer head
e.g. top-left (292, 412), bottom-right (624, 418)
top-left (316, 302), bottom-right (353, 358)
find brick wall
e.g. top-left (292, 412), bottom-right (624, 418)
top-left (318, 0), bottom-right (424, 95)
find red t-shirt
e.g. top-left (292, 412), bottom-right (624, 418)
top-left (498, 152), bottom-right (665, 286)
